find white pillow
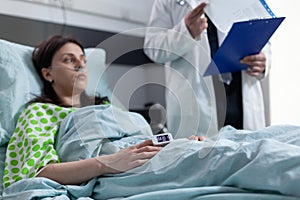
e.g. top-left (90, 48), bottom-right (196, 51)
top-left (0, 39), bottom-right (111, 145)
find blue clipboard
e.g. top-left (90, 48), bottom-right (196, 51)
top-left (203, 17), bottom-right (285, 76)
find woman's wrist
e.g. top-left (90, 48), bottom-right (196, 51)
top-left (94, 156), bottom-right (119, 175)
top-left (94, 157), bottom-right (107, 175)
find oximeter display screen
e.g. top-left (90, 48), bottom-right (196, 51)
top-left (157, 135), bottom-right (170, 142)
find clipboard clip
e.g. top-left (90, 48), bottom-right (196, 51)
top-left (248, 17), bottom-right (270, 25)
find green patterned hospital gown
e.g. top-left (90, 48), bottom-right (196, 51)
top-left (3, 103), bottom-right (76, 188)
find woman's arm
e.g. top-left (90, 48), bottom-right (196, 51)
top-left (37, 140), bottom-right (161, 185)
top-left (36, 157), bottom-right (102, 185)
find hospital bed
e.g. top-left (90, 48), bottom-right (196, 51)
top-left (1, 39), bottom-right (300, 200)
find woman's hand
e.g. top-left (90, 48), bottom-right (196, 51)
top-left (36, 140), bottom-right (161, 185)
top-left (96, 140), bottom-right (162, 174)
top-left (188, 135), bottom-right (205, 141)
top-left (185, 2), bottom-right (208, 39)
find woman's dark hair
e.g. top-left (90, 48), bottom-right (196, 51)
top-left (30, 35), bottom-right (109, 107)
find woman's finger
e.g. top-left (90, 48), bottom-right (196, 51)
top-left (132, 139), bottom-right (153, 149)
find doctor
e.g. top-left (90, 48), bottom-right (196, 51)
top-left (143, 0), bottom-right (270, 137)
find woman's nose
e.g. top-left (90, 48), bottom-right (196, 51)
top-left (76, 58), bottom-right (86, 67)
top-left (75, 66), bottom-right (88, 72)
top-left (75, 58), bottom-right (87, 68)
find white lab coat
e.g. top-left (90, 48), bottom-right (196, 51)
top-left (143, 0), bottom-right (271, 138)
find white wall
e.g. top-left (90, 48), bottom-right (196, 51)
top-left (267, 1), bottom-right (300, 125)
top-left (0, 0), bottom-right (154, 37)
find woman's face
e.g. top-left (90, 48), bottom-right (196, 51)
top-left (48, 42), bottom-right (88, 96)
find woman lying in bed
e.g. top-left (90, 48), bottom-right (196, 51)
top-left (3, 35), bottom-right (300, 199)
top-left (2, 35), bottom-right (202, 188)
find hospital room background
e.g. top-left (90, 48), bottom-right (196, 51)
top-left (0, 0), bottom-right (299, 128)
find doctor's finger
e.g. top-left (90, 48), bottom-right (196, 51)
top-left (240, 58), bottom-right (266, 67)
top-left (189, 2), bottom-right (207, 18)
top-left (241, 53), bottom-right (266, 63)
top-left (248, 61), bottom-right (266, 71)
top-left (244, 59), bottom-right (265, 66)
top-left (249, 66), bottom-right (265, 73)
top-left (246, 70), bottom-right (262, 77)
top-left (246, 67), bottom-right (264, 76)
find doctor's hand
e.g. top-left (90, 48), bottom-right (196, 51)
top-left (240, 52), bottom-right (266, 77)
top-left (185, 2), bottom-right (208, 39)
top-left (95, 140), bottom-right (162, 174)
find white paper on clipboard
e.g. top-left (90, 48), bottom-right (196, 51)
top-left (185, 0), bottom-right (276, 33)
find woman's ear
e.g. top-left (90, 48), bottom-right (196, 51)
top-left (41, 68), bottom-right (53, 83)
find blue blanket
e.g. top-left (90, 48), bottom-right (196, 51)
top-left (3, 105), bottom-right (300, 200)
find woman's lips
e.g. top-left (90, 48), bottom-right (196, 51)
top-left (76, 73), bottom-right (87, 80)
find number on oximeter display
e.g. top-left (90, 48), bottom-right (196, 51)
top-left (157, 135), bottom-right (170, 142)
top-left (152, 133), bottom-right (173, 146)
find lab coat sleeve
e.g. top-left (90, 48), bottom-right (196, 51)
top-left (143, 0), bottom-right (197, 64)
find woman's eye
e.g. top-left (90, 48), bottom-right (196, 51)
top-left (63, 58), bottom-right (74, 63)
top-left (62, 56), bottom-right (86, 66)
